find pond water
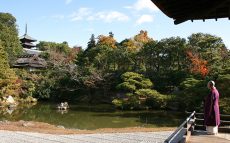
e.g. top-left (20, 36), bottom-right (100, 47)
top-left (0, 102), bottom-right (186, 130)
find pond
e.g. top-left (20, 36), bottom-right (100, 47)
top-left (0, 102), bottom-right (186, 130)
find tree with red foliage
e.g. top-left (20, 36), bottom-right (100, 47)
top-left (187, 51), bottom-right (209, 77)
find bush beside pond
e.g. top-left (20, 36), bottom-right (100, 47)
top-left (112, 72), bottom-right (169, 110)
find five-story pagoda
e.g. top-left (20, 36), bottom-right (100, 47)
top-left (20, 24), bottom-right (37, 49)
top-left (13, 25), bottom-right (47, 70)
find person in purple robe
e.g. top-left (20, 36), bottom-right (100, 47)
top-left (204, 80), bottom-right (220, 135)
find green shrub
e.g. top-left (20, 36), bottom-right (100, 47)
top-left (135, 89), bottom-right (159, 98)
top-left (217, 74), bottom-right (230, 98)
top-left (176, 78), bottom-right (209, 111)
top-left (114, 72), bottom-right (163, 110)
top-left (219, 97), bottom-right (230, 114)
top-left (112, 99), bottom-right (123, 109)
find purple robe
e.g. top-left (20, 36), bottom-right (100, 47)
top-left (204, 87), bottom-right (220, 126)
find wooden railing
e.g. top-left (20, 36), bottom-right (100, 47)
top-left (164, 111), bottom-right (196, 143)
top-left (189, 112), bottom-right (230, 133)
top-left (164, 111), bottom-right (230, 143)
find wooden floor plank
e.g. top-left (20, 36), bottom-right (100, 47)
top-left (188, 131), bottom-right (230, 143)
top-left (188, 135), bottom-right (230, 143)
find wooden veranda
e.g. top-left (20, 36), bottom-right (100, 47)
top-left (164, 111), bottom-right (230, 143)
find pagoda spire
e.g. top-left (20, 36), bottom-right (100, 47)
top-left (19, 24), bottom-right (37, 49)
top-left (25, 23), bottom-right (27, 35)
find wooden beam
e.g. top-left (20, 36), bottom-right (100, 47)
top-left (151, 0), bottom-right (230, 24)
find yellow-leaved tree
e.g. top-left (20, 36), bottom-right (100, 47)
top-left (97, 32), bottom-right (117, 49)
top-left (0, 41), bottom-right (21, 99)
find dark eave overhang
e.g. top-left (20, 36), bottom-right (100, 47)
top-left (151, 0), bottom-right (230, 24)
top-left (22, 42), bottom-right (36, 47)
top-left (20, 34), bottom-right (37, 42)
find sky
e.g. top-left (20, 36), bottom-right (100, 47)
top-left (0, 0), bottom-right (230, 49)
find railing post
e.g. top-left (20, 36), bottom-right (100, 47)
top-left (192, 112), bottom-right (196, 134)
top-left (185, 111), bottom-right (195, 142)
top-left (164, 111), bottom-right (196, 143)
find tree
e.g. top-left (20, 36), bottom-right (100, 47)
top-left (216, 74), bottom-right (230, 98)
top-left (86, 34), bottom-right (96, 51)
top-left (132, 30), bottom-right (153, 50)
top-left (109, 32), bottom-right (114, 38)
top-left (113, 72), bottom-right (165, 109)
top-left (177, 78), bottom-right (209, 111)
top-left (0, 13), bottom-right (22, 63)
top-left (186, 51), bottom-right (209, 78)
top-left (116, 72), bottom-right (153, 94)
top-left (97, 33), bottom-right (117, 49)
top-left (37, 41), bottom-right (71, 54)
top-left (188, 33), bottom-right (228, 76)
top-left (120, 39), bottom-right (138, 51)
top-left (0, 41), bottom-right (20, 98)
top-left (0, 41), bottom-right (15, 79)
top-left (141, 37), bottom-right (188, 92)
top-left (134, 30), bottom-right (153, 44)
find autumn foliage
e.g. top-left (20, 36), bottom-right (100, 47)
top-left (97, 35), bottom-right (117, 49)
top-left (134, 30), bottom-right (153, 44)
top-left (186, 51), bottom-right (209, 77)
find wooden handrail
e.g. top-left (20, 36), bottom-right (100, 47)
top-left (186, 111), bottom-right (230, 124)
top-left (186, 111), bottom-right (230, 133)
top-left (186, 111), bottom-right (230, 118)
top-left (165, 111), bottom-right (230, 143)
top-left (164, 111), bottom-right (230, 143)
top-left (164, 111), bottom-right (196, 143)
top-left (194, 118), bottom-right (230, 124)
top-left (221, 120), bottom-right (230, 123)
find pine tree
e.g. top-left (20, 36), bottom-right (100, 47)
top-left (109, 32), bottom-right (114, 38)
top-left (0, 13), bottom-right (22, 64)
top-left (0, 41), bottom-right (20, 97)
top-left (86, 34), bottom-right (96, 51)
top-left (0, 41), bottom-right (15, 79)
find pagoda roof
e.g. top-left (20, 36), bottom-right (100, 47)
top-left (20, 34), bottom-right (37, 42)
top-left (22, 42), bottom-right (36, 47)
top-left (151, 0), bottom-right (230, 24)
top-left (23, 48), bottom-right (42, 55)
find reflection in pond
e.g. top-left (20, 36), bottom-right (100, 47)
top-left (57, 102), bottom-right (69, 111)
top-left (56, 109), bottom-right (68, 114)
top-left (0, 102), bottom-right (186, 130)
top-left (0, 103), bottom-right (37, 115)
